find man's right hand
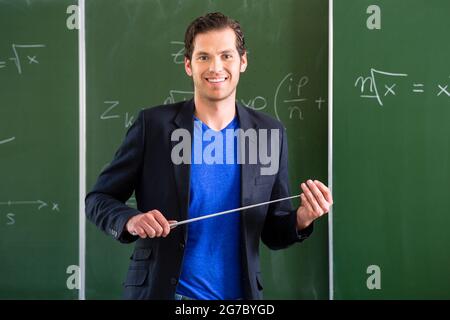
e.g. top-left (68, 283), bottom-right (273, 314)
top-left (126, 209), bottom-right (177, 238)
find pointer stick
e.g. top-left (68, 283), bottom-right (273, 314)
top-left (169, 194), bottom-right (301, 229)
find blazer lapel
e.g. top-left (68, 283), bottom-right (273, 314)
top-left (236, 102), bottom-right (259, 207)
top-left (171, 99), bottom-right (195, 236)
top-left (236, 102), bottom-right (259, 296)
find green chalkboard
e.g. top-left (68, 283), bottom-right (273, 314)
top-left (0, 0), bottom-right (79, 299)
top-left (333, 0), bottom-right (450, 298)
top-left (86, 0), bottom-right (329, 299)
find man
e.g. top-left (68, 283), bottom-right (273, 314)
top-left (85, 12), bottom-right (333, 300)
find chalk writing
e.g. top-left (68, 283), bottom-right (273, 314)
top-left (240, 96), bottom-right (267, 111)
top-left (355, 68), bottom-right (450, 106)
top-left (164, 90), bottom-right (194, 104)
top-left (0, 200), bottom-right (59, 211)
top-left (1, 200), bottom-right (59, 226)
top-left (355, 68), bottom-right (407, 106)
top-left (1, 44), bottom-right (47, 74)
top-left (274, 73), bottom-right (326, 122)
top-left (170, 41), bottom-right (185, 64)
top-left (101, 101), bottom-right (134, 128)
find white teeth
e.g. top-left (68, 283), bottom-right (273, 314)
top-left (207, 78), bottom-right (226, 83)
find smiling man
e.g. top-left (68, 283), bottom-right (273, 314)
top-left (85, 12), bottom-right (333, 300)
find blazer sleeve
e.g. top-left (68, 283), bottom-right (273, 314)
top-left (85, 110), bottom-right (145, 244)
top-left (261, 126), bottom-right (313, 250)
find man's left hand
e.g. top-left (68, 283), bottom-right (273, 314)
top-left (297, 179), bottom-right (333, 230)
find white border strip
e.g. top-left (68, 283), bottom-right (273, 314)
top-left (328, 0), bottom-right (334, 300)
top-left (78, 0), bottom-right (86, 300)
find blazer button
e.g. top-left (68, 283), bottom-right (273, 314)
top-left (170, 278), bottom-right (178, 285)
top-left (179, 242), bottom-right (185, 250)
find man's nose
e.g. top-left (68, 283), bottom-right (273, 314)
top-left (209, 57), bottom-right (223, 73)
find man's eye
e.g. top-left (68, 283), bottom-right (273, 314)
top-left (224, 54), bottom-right (233, 60)
top-left (198, 56), bottom-right (208, 61)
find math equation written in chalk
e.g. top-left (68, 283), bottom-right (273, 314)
top-left (354, 68), bottom-right (450, 106)
top-left (0, 43), bottom-right (46, 75)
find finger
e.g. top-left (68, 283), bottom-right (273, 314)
top-left (135, 226), bottom-right (147, 239)
top-left (301, 183), bottom-right (321, 214)
top-left (301, 182), bottom-right (323, 215)
top-left (144, 214), bottom-right (164, 237)
top-left (139, 220), bottom-right (157, 238)
top-left (314, 180), bottom-right (333, 204)
top-left (127, 216), bottom-right (140, 236)
top-left (128, 224), bottom-right (138, 236)
top-left (301, 193), bottom-right (314, 214)
top-left (307, 180), bottom-right (330, 213)
top-left (152, 210), bottom-right (171, 237)
top-left (149, 220), bottom-right (163, 237)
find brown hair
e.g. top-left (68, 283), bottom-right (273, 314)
top-left (184, 12), bottom-right (246, 60)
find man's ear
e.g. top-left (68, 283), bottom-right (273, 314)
top-left (240, 52), bottom-right (248, 73)
top-left (185, 57), bottom-right (193, 77)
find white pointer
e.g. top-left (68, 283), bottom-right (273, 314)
top-left (169, 194), bottom-right (301, 229)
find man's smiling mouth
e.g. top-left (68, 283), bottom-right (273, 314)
top-left (206, 76), bottom-right (228, 83)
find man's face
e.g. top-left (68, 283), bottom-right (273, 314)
top-left (185, 27), bottom-right (247, 103)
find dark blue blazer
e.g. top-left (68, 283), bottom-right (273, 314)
top-left (85, 99), bottom-right (313, 300)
